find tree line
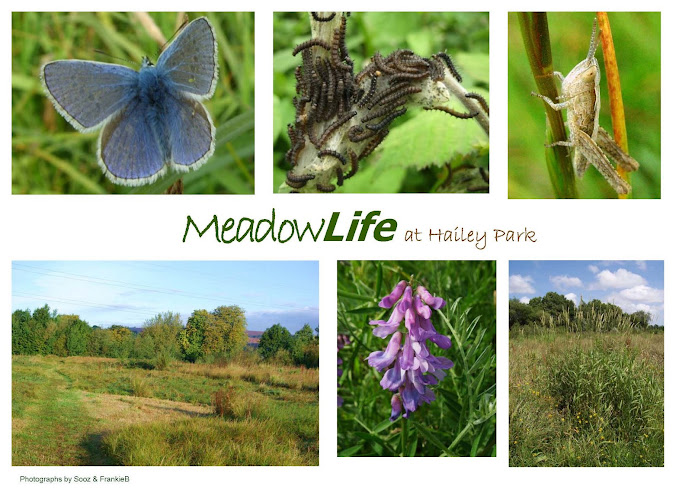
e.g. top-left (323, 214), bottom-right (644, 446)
top-left (509, 292), bottom-right (662, 333)
top-left (12, 304), bottom-right (319, 367)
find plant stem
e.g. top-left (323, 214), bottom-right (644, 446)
top-left (518, 12), bottom-right (577, 199)
top-left (443, 75), bottom-right (489, 135)
top-left (597, 12), bottom-right (632, 199)
top-left (401, 417), bottom-right (408, 456)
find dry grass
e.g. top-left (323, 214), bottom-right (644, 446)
top-left (81, 391), bottom-right (213, 427)
top-left (178, 361), bottom-right (319, 391)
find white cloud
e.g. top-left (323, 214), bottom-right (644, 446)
top-left (604, 285), bottom-right (665, 324)
top-left (588, 265), bottom-right (599, 274)
top-left (550, 275), bottom-right (583, 290)
top-left (619, 285), bottom-right (663, 303)
top-left (591, 268), bottom-right (647, 289)
top-left (519, 296), bottom-right (531, 304)
top-left (635, 261), bottom-right (648, 271)
top-left (509, 275), bottom-right (535, 294)
top-left (564, 293), bottom-right (579, 305)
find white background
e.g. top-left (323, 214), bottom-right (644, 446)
top-left (4, 1), bottom-right (689, 488)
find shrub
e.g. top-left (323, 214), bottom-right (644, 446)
top-left (154, 352), bottom-right (171, 370)
top-left (130, 377), bottom-right (151, 398)
top-left (257, 324), bottom-right (293, 360)
top-left (213, 386), bottom-right (266, 420)
top-left (273, 348), bottom-right (293, 366)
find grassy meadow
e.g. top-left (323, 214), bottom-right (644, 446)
top-left (12, 355), bottom-right (318, 465)
top-left (509, 331), bottom-right (663, 466)
top-left (12, 12), bottom-right (255, 194)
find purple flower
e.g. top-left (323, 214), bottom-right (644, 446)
top-left (367, 332), bottom-right (402, 371)
top-left (368, 281), bottom-right (454, 421)
top-left (379, 280), bottom-right (407, 308)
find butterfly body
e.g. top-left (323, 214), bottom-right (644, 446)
top-left (41, 17), bottom-right (218, 186)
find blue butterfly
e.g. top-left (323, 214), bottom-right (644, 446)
top-left (40, 17), bottom-right (218, 186)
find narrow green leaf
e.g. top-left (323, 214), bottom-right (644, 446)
top-left (339, 445), bottom-right (364, 457)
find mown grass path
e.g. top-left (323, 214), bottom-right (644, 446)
top-left (12, 358), bottom-right (115, 465)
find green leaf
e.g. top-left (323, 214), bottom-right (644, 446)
top-left (346, 306), bottom-right (383, 315)
top-left (339, 445), bottom-right (364, 457)
top-left (375, 108), bottom-right (488, 173)
top-left (336, 159), bottom-right (407, 193)
top-left (273, 48), bottom-right (300, 74)
top-left (372, 419), bottom-right (393, 433)
top-left (408, 435), bottom-right (419, 457)
top-left (455, 52), bottom-right (490, 86)
top-left (274, 95), bottom-right (294, 144)
top-left (410, 421), bottom-right (455, 457)
top-left (338, 290), bottom-right (377, 302)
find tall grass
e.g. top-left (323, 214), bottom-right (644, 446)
top-left (517, 304), bottom-right (642, 336)
top-left (102, 417), bottom-right (313, 466)
top-left (547, 346), bottom-right (662, 441)
top-left (509, 332), bottom-right (663, 466)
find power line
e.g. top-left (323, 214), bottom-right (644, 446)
top-left (12, 263), bottom-right (314, 312)
top-left (12, 291), bottom-right (160, 318)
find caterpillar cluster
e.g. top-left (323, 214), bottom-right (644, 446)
top-left (285, 13), bottom-right (485, 193)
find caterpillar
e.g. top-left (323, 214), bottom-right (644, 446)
top-left (310, 12), bottom-right (336, 22)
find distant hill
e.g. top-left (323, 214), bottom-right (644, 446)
top-left (246, 330), bottom-right (263, 348)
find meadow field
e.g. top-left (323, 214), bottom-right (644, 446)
top-left (12, 355), bottom-right (318, 466)
top-left (509, 331), bottom-right (663, 467)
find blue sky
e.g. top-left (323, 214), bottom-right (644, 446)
top-left (12, 261), bottom-right (319, 332)
top-left (509, 261), bottom-right (664, 324)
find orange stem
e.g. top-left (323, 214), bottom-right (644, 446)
top-left (597, 12), bottom-right (631, 199)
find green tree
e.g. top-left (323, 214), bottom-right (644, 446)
top-left (62, 315), bottom-right (92, 356)
top-left (11, 309), bottom-right (32, 354)
top-left (29, 304), bottom-right (57, 354)
top-left (102, 326), bottom-right (134, 358)
top-left (210, 305), bottom-right (248, 357)
top-left (258, 324), bottom-right (293, 360)
top-left (178, 309), bottom-right (211, 362)
top-left (539, 292), bottom-right (575, 319)
top-left (292, 324), bottom-right (318, 366)
top-left (137, 311), bottom-right (184, 358)
top-left (509, 299), bottom-right (537, 328)
top-left (87, 326), bottom-right (107, 356)
top-left (177, 306), bottom-right (248, 362)
top-left (629, 310), bottom-right (652, 329)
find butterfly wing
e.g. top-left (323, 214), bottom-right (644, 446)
top-left (156, 17), bottom-right (218, 99)
top-left (97, 98), bottom-right (166, 186)
top-left (41, 60), bottom-right (137, 132)
top-left (164, 93), bottom-right (216, 170)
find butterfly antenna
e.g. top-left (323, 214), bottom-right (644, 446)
top-left (93, 49), bottom-right (138, 67)
top-left (158, 14), bottom-right (190, 56)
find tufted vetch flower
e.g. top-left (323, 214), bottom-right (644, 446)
top-left (367, 280), bottom-right (453, 421)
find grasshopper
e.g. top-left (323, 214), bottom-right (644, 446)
top-left (532, 18), bottom-right (639, 195)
